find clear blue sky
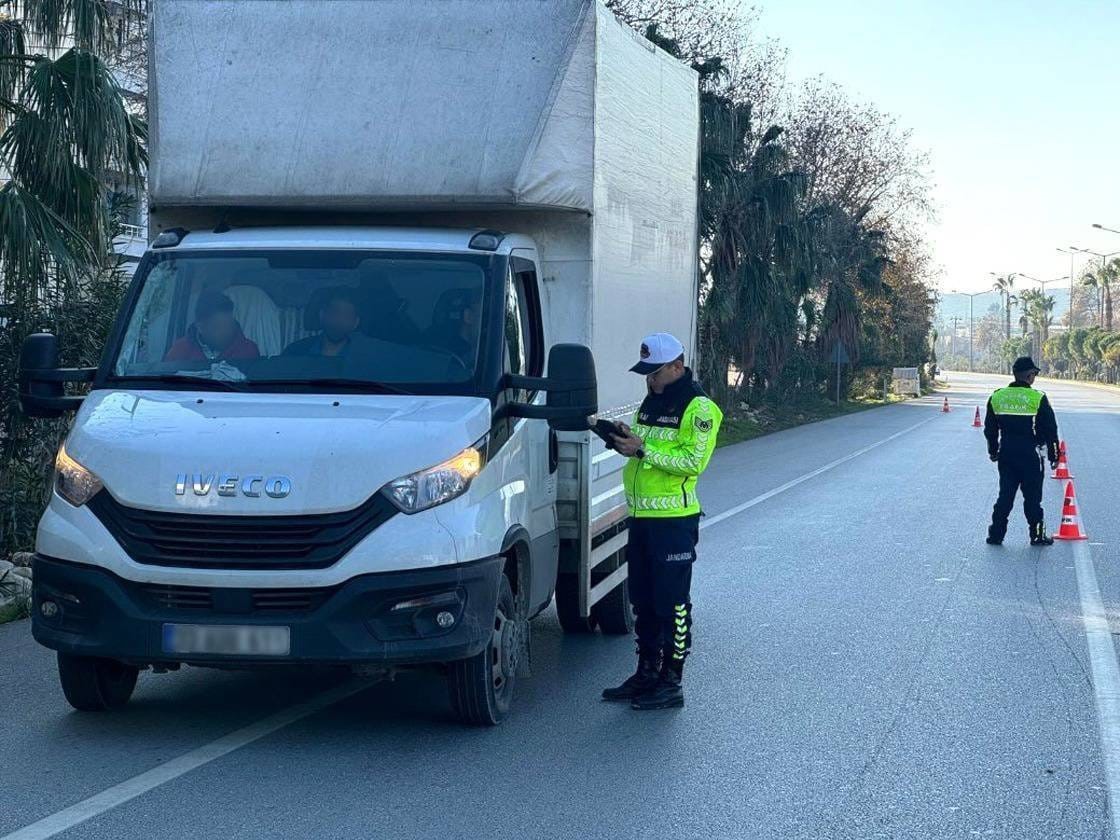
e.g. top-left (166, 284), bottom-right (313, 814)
top-left (750, 0), bottom-right (1120, 306)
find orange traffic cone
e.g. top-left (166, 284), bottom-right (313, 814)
top-left (972, 407), bottom-right (982, 428)
top-left (942, 397), bottom-right (951, 413)
top-left (1053, 481), bottom-right (1088, 540)
top-left (1051, 442), bottom-right (1074, 480)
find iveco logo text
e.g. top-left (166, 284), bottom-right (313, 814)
top-left (174, 474), bottom-right (292, 499)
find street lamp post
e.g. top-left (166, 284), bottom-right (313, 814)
top-left (1092, 223), bottom-right (1120, 236)
top-left (1057, 248), bottom-right (1077, 327)
top-left (950, 289), bottom-right (989, 372)
top-left (949, 316), bottom-right (961, 361)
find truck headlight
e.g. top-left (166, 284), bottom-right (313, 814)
top-left (54, 445), bottom-right (103, 507)
top-left (382, 441), bottom-right (485, 514)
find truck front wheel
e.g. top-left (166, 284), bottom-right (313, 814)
top-left (448, 574), bottom-right (518, 726)
top-left (57, 653), bottom-right (139, 711)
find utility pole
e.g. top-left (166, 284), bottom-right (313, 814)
top-left (1057, 248), bottom-right (1077, 328)
top-left (949, 316), bottom-right (961, 362)
top-left (950, 290), bottom-right (989, 372)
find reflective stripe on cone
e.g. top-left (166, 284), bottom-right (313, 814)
top-left (1052, 445), bottom-right (1074, 480)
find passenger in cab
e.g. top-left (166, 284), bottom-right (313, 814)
top-left (164, 288), bottom-right (260, 362)
top-left (283, 287), bottom-right (377, 359)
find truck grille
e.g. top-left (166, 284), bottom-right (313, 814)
top-left (142, 583), bottom-right (331, 614)
top-left (146, 583), bottom-right (213, 611)
top-left (252, 589), bottom-right (323, 613)
top-left (89, 491), bottom-right (397, 570)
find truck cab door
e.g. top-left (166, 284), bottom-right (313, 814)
top-left (491, 252), bottom-right (558, 613)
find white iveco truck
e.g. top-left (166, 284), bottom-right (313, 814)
top-left (19, 0), bottom-right (699, 724)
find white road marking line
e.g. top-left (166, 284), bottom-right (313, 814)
top-left (1, 679), bottom-right (371, 840)
top-left (1072, 537), bottom-right (1120, 840)
top-left (700, 416), bottom-right (936, 531)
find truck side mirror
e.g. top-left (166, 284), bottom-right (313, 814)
top-left (19, 333), bottom-right (90, 418)
top-left (542, 344), bottom-right (598, 431)
top-left (502, 343), bottom-right (598, 431)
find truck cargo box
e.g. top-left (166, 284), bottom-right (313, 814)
top-left (150, 0), bottom-right (700, 415)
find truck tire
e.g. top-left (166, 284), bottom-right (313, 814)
top-left (448, 574), bottom-right (518, 726)
top-left (555, 572), bottom-right (595, 634)
top-left (590, 551), bottom-right (634, 636)
top-left (57, 653), bottom-right (139, 711)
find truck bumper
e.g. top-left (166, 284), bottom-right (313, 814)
top-left (31, 554), bottom-right (502, 667)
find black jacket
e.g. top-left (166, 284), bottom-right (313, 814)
top-left (983, 381), bottom-right (1059, 462)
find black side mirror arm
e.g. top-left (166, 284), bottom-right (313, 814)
top-left (18, 367), bottom-right (96, 416)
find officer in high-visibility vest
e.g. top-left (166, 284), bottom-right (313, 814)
top-left (984, 356), bottom-right (1060, 546)
top-left (603, 333), bottom-right (723, 710)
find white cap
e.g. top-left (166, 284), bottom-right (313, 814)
top-left (630, 332), bottom-right (685, 375)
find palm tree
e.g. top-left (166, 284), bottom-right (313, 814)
top-left (0, 1), bottom-right (146, 555)
top-left (1080, 266), bottom-right (1117, 330)
top-left (1036, 294), bottom-right (1055, 353)
top-left (810, 204), bottom-right (887, 369)
top-left (0, 2), bottom-right (146, 300)
top-left (1018, 289), bottom-right (1055, 360)
top-left (992, 274), bottom-right (1015, 342)
top-left (688, 50), bottom-right (810, 401)
top-left (1100, 258), bottom-right (1119, 332)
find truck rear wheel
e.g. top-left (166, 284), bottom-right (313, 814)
top-left (448, 574), bottom-right (518, 726)
top-left (591, 551), bottom-right (634, 636)
top-left (555, 572), bottom-right (595, 634)
top-left (57, 653), bottom-right (139, 711)
top-left (556, 555), bottom-right (634, 636)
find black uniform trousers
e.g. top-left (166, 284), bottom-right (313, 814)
top-left (989, 443), bottom-right (1045, 540)
top-left (626, 514), bottom-right (700, 665)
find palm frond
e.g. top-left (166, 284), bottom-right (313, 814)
top-left (0, 181), bottom-right (95, 293)
top-left (0, 17), bottom-right (27, 101)
top-left (18, 0), bottom-right (112, 52)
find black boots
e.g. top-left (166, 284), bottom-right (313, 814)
top-left (987, 524), bottom-right (1053, 546)
top-left (1031, 523), bottom-right (1054, 546)
top-left (602, 653), bottom-right (661, 702)
top-left (604, 654), bottom-right (686, 710)
top-left (631, 660), bottom-right (684, 711)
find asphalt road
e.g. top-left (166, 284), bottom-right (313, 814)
top-left (2, 371), bottom-right (1118, 840)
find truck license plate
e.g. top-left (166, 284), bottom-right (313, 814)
top-left (162, 624), bottom-right (290, 656)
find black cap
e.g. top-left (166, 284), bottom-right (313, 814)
top-left (1012, 356), bottom-right (1040, 375)
top-left (195, 288), bottom-right (234, 321)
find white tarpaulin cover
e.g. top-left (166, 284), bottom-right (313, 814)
top-left (150, 0), bottom-right (691, 214)
top-left (150, 0), bottom-right (699, 413)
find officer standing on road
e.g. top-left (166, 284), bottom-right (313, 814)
top-left (603, 333), bottom-right (723, 710)
top-left (985, 356), bottom-right (1060, 546)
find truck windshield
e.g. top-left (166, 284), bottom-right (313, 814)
top-left (108, 249), bottom-right (493, 392)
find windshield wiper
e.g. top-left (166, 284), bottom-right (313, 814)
top-left (108, 374), bottom-right (246, 392)
top-left (254, 378), bottom-right (412, 395)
